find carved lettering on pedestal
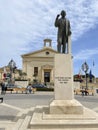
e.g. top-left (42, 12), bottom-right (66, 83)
top-left (55, 77), bottom-right (71, 84)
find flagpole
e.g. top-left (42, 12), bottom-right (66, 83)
top-left (81, 62), bottom-right (89, 90)
top-left (92, 61), bottom-right (96, 83)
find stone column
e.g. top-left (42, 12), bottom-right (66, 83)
top-left (68, 35), bottom-right (71, 54)
top-left (41, 69), bottom-right (44, 83)
top-left (50, 69), bottom-right (54, 82)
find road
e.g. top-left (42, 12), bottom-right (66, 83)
top-left (0, 92), bottom-right (98, 121)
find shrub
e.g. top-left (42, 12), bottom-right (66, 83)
top-left (36, 87), bottom-right (54, 91)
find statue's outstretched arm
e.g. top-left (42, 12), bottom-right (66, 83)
top-left (54, 15), bottom-right (60, 27)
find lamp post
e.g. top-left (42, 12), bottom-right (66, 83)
top-left (8, 59), bottom-right (16, 83)
top-left (81, 62), bottom-right (89, 90)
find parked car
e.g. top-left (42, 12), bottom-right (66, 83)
top-left (6, 84), bottom-right (22, 91)
top-left (32, 84), bottom-right (47, 88)
top-left (6, 83), bottom-right (15, 88)
top-left (31, 83), bottom-right (54, 91)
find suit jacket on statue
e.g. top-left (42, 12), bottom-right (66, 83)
top-left (55, 17), bottom-right (71, 45)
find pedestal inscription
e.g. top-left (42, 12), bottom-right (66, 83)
top-left (55, 76), bottom-right (71, 84)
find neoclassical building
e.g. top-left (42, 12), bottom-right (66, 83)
top-left (21, 39), bottom-right (58, 83)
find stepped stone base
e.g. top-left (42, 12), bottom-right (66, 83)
top-left (5, 103), bottom-right (98, 130)
top-left (29, 104), bottom-right (98, 130)
top-left (49, 99), bottom-right (83, 114)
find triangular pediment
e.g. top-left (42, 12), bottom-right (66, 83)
top-left (21, 47), bottom-right (58, 58)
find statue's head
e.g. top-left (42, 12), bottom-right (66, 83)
top-left (61, 10), bottom-right (66, 18)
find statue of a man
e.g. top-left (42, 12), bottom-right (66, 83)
top-left (55, 10), bottom-right (71, 53)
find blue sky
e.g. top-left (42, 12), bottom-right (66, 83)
top-left (0, 0), bottom-right (98, 77)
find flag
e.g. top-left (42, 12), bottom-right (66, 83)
top-left (3, 67), bottom-right (7, 78)
top-left (93, 61), bottom-right (95, 66)
top-left (78, 69), bottom-right (82, 78)
top-left (89, 69), bottom-right (92, 82)
top-left (77, 69), bottom-right (83, 82)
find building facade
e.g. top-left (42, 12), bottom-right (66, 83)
top-left (21, 39), bottom-right (58, 84)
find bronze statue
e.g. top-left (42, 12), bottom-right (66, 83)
top-left (55, 10), bottom-right (71, 53)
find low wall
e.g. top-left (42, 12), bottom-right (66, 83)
top-left (73, 82), bottom-right (80, 90)
top-left (15, 81), bottom-right (29, 88)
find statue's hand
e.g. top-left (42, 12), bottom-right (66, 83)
top-left (68, 31), bottom-right (72, 35)
top-left (56, 14), bottom-right (60, 18)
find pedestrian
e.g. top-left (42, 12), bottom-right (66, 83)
top-left (26, 83), bottom-right (32, 94)
top-left (81, 89), bottom-right (84, 96)
top-left (0, 81), bottom-right (6, 94)
top-left (85, 88), bottom-right (88, 96)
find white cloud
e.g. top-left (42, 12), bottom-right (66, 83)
top-left (74, 48), bottom-right (98, 61)
top-left (0, 0), bottom-right (98, 68)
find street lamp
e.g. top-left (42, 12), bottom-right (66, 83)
top-left (81, 61), bottom-right (89, 90)
top-left (8, 59), bottom-right (16, 83)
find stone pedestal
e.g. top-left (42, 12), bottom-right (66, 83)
top-left (29, 105), bottom-right (98, 130)
top-left (29, 52), bottom-right (98, 130)
top-left (50, 99), bottom-right (83, 114)
top-left (54, 54), bottom-right (73, 100)
top-left (50, 54), bottom-right (83, 114)
top-left (6, 20), bottom-right (98, 130)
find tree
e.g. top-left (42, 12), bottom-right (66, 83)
top-left (22, 72), bottom-right (27, 79)
top-left (17, 70), bottom-right (27, 79)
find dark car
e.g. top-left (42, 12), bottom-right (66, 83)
top-left (6, 84), bottom-right (15, 88)
top-left (5, 84), bottom-right (15, 91)
top-left (32, 84), bottom-right (47, 88)
top-left (6, 84), bottom-right (22, 91)
top-left (32, 84), bottom-right (54, 91)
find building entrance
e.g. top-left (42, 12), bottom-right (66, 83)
top-left (44, 72), bottom-right (50, 82)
